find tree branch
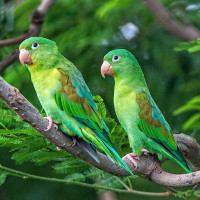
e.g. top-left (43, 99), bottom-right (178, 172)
top-left (141, 0), bottom-right (200, 41)
top-left (0, 49), bottom-right (19, 70)
top-left (0, 0), bottom-right (56, 72)
top-left (0, 76), bottom-right (200, 187)
top-left (174, 134), bottom-right (200, 171)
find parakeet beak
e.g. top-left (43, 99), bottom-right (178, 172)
top-left (19, 49), bottom-right (33, 66)
top-left (101, 61), bottom-right (114, 78)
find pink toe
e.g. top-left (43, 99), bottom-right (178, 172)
top-left (142, 149), bottom-right (149, 153)
top-left (53, 123), bottom-right (58, 130)
top-left (127, 155), bottom-right (138, 168)
top-left (71, 137), bottom-right (77, 146)
top-left (44, 117), bottom-right (53, 131)
top-left (122, 153), bottom-right (139, 169)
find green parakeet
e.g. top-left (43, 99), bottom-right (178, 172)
top-left (19, 37), bottom-right (132, 174)
top-left (101, 49), bottom-right (191, 173)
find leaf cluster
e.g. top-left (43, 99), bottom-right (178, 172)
top-left (175, 190), bottom-right (200, 200)
top-left (174, 38), bottom-right (200, 133)
top-left (0, 0), bottom-right (14, 39)
top-left (175, 39), bottom-right (200, 53)
top-left (0, 97), bottom-right (133, 191)
top-left (174, 96), bottom-right (200, 131)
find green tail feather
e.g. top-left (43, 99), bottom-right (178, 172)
top-left (99, 139), bottom-right (133, 175)
top-left (77, 138), bottom-right (100, 163)
top-left (81, 128), bottom-right (133, 175)
top-left (161, 143), bottom-right (192, 173)
top-left (172, 147), bottom-right (192, 173)
top-left (107, 145), bottom-right (134, 175)
top-left (94, 132), bottom-right (133, 175)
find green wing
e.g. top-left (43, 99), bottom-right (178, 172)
top-left (55, 68), bottom-right (132, 174)
top-left (56, 68), bottom-right (108, 132)
top-left (136, 91), bottom-right (191, 172)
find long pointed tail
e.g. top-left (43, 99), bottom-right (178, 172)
top-left (81, 128), bottom-right (133, 175)
top-left (77, 137), bottom-right (100, 163)
top-left (173, 147), bottom-right (192, 173)
top-left (160, 143), bottom-right (192, 173)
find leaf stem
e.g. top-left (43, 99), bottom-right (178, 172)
top-left (126, 177), bottom-right (133, 189)
top-left (0, 164), bottom-right (173, 197)
top-left (114, 176), bottom-right (130, 190)
top-left (0, 122), bottom-right (8, 130)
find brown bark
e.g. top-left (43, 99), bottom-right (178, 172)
top-left (0, 0), bottom-right (56, 72)
top-left (142, 0), bottom-right (200, 41)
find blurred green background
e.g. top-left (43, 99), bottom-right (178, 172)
top-left (1, 0), bottom-right (200, 199)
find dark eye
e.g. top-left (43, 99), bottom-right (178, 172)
top-left (112, 55), bottom-right (120, 62)
top-left (31, 43), bottom-right (39, 50)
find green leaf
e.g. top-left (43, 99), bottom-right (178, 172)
top-left (174, 39), bottom-right (200, 53)
top-left (32, 150), bottom-right (69, 165)
top-left (174, 95), bottom-right (200, 131)
top-left (94, 170), bottom-right (125, 193)
top-left (0, 108), bottom-right (16, 126)
top-left (182, 113), bottom-right (200, 130)
top-left (0, 170), bottom-right (8, 186)
top-left (0, 127), bottom-right (40, 136)
top-left (175, 190), bottom-right (200, 200)
top-left (53, 158), bottom-right (90, 174)
top-left (93, 95), bottom-right (107, 118)
top-left (174, 96), bottom-right (200, 115)
top-left (65, 173), bottom-right (86, 182)
top-left (85, 168), bottom-right (127, 193)
top-left (84, 168), bottom-right (104, 179)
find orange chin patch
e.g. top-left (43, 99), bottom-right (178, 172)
top-left (112, 73), bottom-right (116, 78)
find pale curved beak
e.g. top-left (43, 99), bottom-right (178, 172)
top-left (19, 49), bottom-right (32, 66)
top-left (101, 61), bottom-right (114, 78)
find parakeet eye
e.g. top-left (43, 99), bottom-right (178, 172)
top-left (112, 55), bottom-right (120, 62)
top-left (31, 43), bottom-right (39, 50)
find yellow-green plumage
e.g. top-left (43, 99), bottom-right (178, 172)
top-left (103, 49), bottom-right (191, 173)
top-left (19, 37), bottom-right (132, 174)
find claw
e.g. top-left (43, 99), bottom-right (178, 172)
top-left (142, 148), bottom-right (149, 155)
top-left (44, 117), bottom-right (58, 131)
top-left (71, 137), bottom-right (77, 146)
top-left (44, 117), bottom-right (53, 131)
top-left (53, 123), bottom-right (58, 130)
top-left (122, 153), bottom-right (139, 169)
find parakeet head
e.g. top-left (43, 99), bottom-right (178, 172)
top-left (101, 49), bottom-right (140, 79)
top-left (19, 37), bottom-right (59, 71)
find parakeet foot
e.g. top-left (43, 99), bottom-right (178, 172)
top-left (122, 153), bottom-right (139, 169)
top-left (141, 149), bottom-right (155, 158)
top-left (142, 148), bottom-right (149, 155)
top-left (44, 117), bottom-right (58, 131)
top-left (71, 137), bottom-right (77, 146)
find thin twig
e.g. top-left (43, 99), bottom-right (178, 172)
top-left (141, 0), bottom-right (200, 41)
top-left (0, 49), bottom-right (19, 72)
top-left (0, 163), bottom-right (173, 197)
top-left (0, 34), bottom-right (29, 47)
top-left (126, 177), bottom-right (133, 189)
top-left (0, 0), bottom-right (56, 72)
top-left (114, 176), bottom-right (130, 190)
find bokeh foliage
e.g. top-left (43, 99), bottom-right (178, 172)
top-left (1, 0), bottom-right (200, 199)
